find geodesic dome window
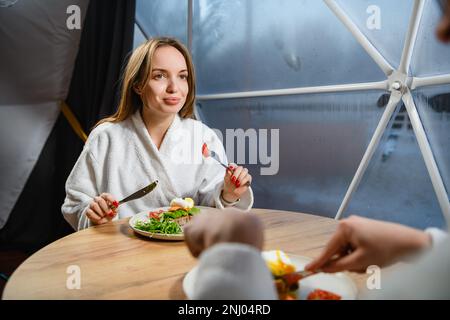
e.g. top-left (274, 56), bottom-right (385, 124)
top-left (135, 0), bottom-right (450, 229)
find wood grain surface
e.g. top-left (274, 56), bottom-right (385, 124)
top-left (3, 208), bottom-right (368, 299)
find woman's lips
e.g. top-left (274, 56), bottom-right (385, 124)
top-left (163, 98), bottom-right (181, 105)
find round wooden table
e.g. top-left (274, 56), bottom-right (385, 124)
top-left (2, 208), bottom-right (367, 299)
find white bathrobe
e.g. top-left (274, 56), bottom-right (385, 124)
top-left (62, 111), bottom-right (254, 230)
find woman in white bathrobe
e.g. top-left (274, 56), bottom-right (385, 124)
top-left (62, 37), bottom-right (254, 230)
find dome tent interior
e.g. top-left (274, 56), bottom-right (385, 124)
top-left (135, 0), bottom-right (450, 229)
top-left (0, 0), bottom-right (449, 300)
top-left (0, 0), bottom-right (135, 257)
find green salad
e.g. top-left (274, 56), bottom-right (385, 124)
top-left (134, 207), bottom-right (200, 234)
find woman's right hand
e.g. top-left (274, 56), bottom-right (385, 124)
top-left (305, 215), bottom-right (431, 273)
top-left (85, 193), bottom-right (119, 225)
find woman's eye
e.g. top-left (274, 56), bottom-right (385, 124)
top-left (153, 73), bottom-right (165, 80)
top-left (180, 74), bottom-right (188, 80)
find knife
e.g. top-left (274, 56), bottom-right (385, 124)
top-left (109, 180), bottom-right (159, 210)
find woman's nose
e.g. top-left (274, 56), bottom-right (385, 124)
top-left (166, 78), bottom-right (178, 93)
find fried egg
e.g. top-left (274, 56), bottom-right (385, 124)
top-left (170, 197), bottom-right (194, 210)
top-left (262, 250), bottom-right (296, 277)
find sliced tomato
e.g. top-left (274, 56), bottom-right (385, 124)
top-left (148, 211), bottom-right (161, 219)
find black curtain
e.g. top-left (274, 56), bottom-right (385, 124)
top-left (0, 0), bottom-right (136, 253)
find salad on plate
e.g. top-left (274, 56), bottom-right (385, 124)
top-left (130, 197), bottom-right (200, 239)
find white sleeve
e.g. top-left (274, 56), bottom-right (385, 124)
top-left (425, 227), bottom-right (448, 247)
top-left (192, 243), bottom-right (277, 300)
top-left (197, 129), bottom-right (254, 211)
top-left (61, 147), bottom-right (99, 231)
top-left (362, 238), bottom-right (450, 299)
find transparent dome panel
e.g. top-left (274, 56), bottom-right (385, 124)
top-left (335, 0), bottom-right (414, 69)
top-left (197, 90), bottom-right (387, 217)
top-left (413, 84), bottom-right (450, 198)
top-left (133, 23), bottom-right (147, 49)
top-left (136, 0), bottom-right (188, 45)
top-left (345, 103), bottom-right (446, 229)
top-left (411, 0), bottom-right (450, 77)
top-left (192, 0), bottom-right (385, 95)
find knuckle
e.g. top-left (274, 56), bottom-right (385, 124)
top-left (339, 218), bottom-right (348, 226)
top-left (87, 210), bottom-right (98, 221)
top-left (339, 220), bottom-right (352, 233)
top-left (345, 215), bottom-right (359, 226)
top-left (338, 220), bottom-right (348, 230)
top-left (102, 193), bottom-right (112, 201)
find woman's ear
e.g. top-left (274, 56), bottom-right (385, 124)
top-left (133, 85), bottom-right (142, 95)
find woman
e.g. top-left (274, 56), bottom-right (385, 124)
top-left (62, 37), bottom-right (253, 230)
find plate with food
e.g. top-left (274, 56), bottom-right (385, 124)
top-left (129, 197), bottom-right (201, 240)
top-left (183, 250), bottom-right (357, 300)
top-left (262, 250), bottom-right (357, 300)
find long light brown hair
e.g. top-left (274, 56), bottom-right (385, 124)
top-left (96, 37), bottom-right (196, 126)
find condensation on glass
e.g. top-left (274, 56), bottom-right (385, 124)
top-left (335, 0), bottom-right (414, 69)
top-left (198, 91), bottom-right (386, 217)
top-left (345, 103), bottom-right (446, 229)
top-left (411, 0), bottom-right (450, 76)
top-left (135, 0), bottom-right (188, 46)
top-left (413, 84), bottom-right (450, 201)
top-left (192, 0), bottom-right (385, 94)
top-left (133, 23), bottom-right (147, 49)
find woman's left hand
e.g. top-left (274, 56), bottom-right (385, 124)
top-left (222, 163), bottom-right (252, 203)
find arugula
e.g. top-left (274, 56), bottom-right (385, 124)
top-left (134, 207), bottom-right (200, 234)
top-left (134, 218), bottom-right (182, 234)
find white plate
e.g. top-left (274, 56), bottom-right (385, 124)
top-left (183, 253), bottom-right (358, 300)
top-left (129, 206), bottom-right (208, 241)
top-left (129, 206), bottom-right (185, 241)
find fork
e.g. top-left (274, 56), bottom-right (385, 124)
top-left (203, 145), bottom-right (251, 186)
top-left (281, 269), bottom-right (321, 282)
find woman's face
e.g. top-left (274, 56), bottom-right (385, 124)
top-left (141, 45), bottom-right (189, 118)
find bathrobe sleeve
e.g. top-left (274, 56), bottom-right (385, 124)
top-left (196, 127), bottom-right (254, 211)
top-left (362, 237), bottom-right (450, 299)
top-left (425, 228), bottom-right (448, 247)
top-left (61, 122), bottom-right (118, 232)
top-left (61, 145), bottom-right (100, 231)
